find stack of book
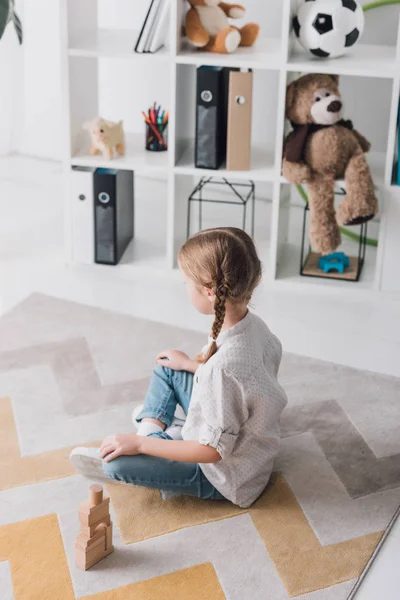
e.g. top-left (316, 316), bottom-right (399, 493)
top-left (135, 0), bottom-right (170, 54)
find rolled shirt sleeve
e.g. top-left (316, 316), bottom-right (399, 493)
top-left (198, 367), bottom-right (247, 459)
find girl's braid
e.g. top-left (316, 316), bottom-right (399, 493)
top-left (211, 280), bottom-right (228, 341)
top-left (201, 276), bottom-right (229, 363)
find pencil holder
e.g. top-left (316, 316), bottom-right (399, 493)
top-left (145, 122), bottom-right (168, 152)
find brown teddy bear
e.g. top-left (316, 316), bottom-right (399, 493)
top-left (185, 0), bottom-right (259, 54)
top-left (282, 73), bottom-right (378, 255)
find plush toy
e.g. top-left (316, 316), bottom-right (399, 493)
top-left (282, 73), bottom-right (378, 255)
top-left (185, 1), bottom-right (259, 54)
top-left (83, 117), bottom-right (125, 160)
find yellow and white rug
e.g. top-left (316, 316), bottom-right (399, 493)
top-left (1, 294), bottom-right (399, 599)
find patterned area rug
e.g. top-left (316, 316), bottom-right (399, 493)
top-left (1, 293), bottom-right (399, 600)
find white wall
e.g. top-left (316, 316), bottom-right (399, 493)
top-left (14, 0), bottom-right (62, 159)
top-left (0, 24), bottom-right (23, 155)
top-left (11, 0), bottom-right (400, 160)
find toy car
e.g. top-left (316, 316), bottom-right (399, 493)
top-left (318, 252), bottom-right (350, 274)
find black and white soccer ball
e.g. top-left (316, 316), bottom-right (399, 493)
top-left (293, 0), bottom-right (365, 59)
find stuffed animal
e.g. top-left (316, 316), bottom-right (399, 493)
top-left (83, 117), bottom-right (125, 160)
top-left (185, 1), bottom-right (259, 54)
top-left (282, 73), bottom-right (378, 255)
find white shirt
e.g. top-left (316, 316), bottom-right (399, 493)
top-left (181, 310), bottom-right (287, 508)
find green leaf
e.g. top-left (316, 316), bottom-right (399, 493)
top-left (12, 10), bottom-right (22, 44)
top-left (0, 0), bottom-right (10, 41)
top-left (363, 0), bottom-right (400, 11)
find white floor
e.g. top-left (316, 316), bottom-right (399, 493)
top-left (1, 156), bottom-right (400, 599)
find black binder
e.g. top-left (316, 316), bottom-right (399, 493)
top-left (195, 66), bottom-right (233, 170)
top-left (93, 168), bottom-right (134, 265)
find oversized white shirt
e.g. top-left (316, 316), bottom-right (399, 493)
top-left (181, 310), bottom-right (287, 508)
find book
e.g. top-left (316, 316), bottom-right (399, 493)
top-left (135, 0), bottom-right (162, 54)
top-left (147, 0), bottom-right (170, 53)
top-left (195, 66), bottom-right (227, 170)
top-left (226, 70), bottom-right (253, 171)
top-left (397, 100), bottom-right (400, 185)
top-left (144, 0), bottom-right (160, 53)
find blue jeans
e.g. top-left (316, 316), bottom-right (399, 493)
top-left (102, 365), bottom-right (225, 501)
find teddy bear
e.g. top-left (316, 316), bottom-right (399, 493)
top-left (83, 117), bottom-right (125, 160)
top-left (282, 73), bottom-right (378, 255)
top-left (185, 0), bottom-right (259, 54)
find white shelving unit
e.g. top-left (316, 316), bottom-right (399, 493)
top-left (60, 0), bottom-right (400, 293)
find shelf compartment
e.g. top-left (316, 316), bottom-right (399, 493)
top-left (71, 132), bottom-right (169, 174)
top-left (275, 241), bottom-right (378, 292)
top-left (174, 64), bottom-right (280, 183)
top-left (274, 185), bottom-right (381, 292)
top-left (175, 173), bottom-right (273, 267)
top-left (96, 175), bottom-right (168, 272)
top-left (175, 144), bottom-right (275, 182)
top-left (280, 73), bottom-right (393, 190)
top-left (287, 43), bottom-right (397, 79)
top-left (68, 55), bottom-right (171, 175)
top-left (176, 37), bottom-right (282, 70)
top-left (69, 29), bottom-right (170, 60)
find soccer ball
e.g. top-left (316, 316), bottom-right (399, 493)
top-left (293, 0), bottom-right (365, 59)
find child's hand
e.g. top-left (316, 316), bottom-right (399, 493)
top-left (156, 349), bottom-right (191, 371)
top-left (100, 433), bottom-right (142, 462)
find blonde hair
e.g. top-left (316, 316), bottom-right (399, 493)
top-left (178, 227), bottom-right (262, 363)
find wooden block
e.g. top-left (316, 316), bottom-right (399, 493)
top-left (75, 484), bottom-right (114, 571)
top-left (79, 515), bottom-right (111, 538)
top-left (79, 496), bottom-right (110, 516)
top-left (84, 544), bottom-right (114, 571)
top-left (76, 537), bottom-right (105, 556)
top-left (76, 547), bottom-right (88, 571)
top-left (90, 483), bottom-right (103, 506)
top-left (105, 522), bottom-right (113, 552)
top-left (76, 530), bottom-right (105, 552)
top-left (76, 540), bottom-right (113, 571)
top-left (76, 529), bottom-right (103, 548)
top-left (85, 542), bottom-right (106, 565)
top-left (79, 498), bottom-right (110, 526)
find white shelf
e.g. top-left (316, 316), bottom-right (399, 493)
top-left (69, 29), bottom-right (170, 61)
top-left (275, 242), bottom-right (378, 293)
top-left (280, 151), bottom-right (387, 187)
top-left (71, 133), bottom-right (169, 174)
top-left (176, 37), bottom-right (282, 70)
top-left (175, 144), bottom-right (276, 182)
top-left (116, 238), bottom-right (168, 271)
top-left (61, 0), bottom-right (400, 289)
top-left (287, 44), bottom-right (397, 79)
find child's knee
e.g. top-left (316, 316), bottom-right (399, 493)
top-left (153, 363), bottom-right (172, 379)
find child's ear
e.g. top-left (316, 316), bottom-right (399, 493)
top-left (205, 287), bottom-right (215, 301)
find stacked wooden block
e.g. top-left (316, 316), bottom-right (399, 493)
top-left (76, 484), bottom-right (114, 570)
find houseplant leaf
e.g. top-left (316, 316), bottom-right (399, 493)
top-left (0, 0), bottom-right (10, 41)
top-left (10, 0), bottom-right (22, 43)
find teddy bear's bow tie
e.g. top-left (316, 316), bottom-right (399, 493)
top-left (285, 119), bottom-right (354, 163)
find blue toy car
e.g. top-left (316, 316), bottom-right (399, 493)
top-left (318, 252), bottom-right (350, 274)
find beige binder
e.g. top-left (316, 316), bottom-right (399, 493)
top-left (226, 70), bottom-right (253, 171)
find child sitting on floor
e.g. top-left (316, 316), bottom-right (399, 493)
top-left (71, 227), bottom-right (287, 508)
